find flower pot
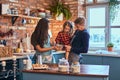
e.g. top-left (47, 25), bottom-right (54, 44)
top-left (56, 13), bottom-right (63, 21)
top-left (107, 47), bottom-right (113, 52)
top-left (39, 12), bottom-right (46, 18)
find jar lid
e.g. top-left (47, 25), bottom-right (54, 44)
top-left (72, 61), bottom-right (80, 65)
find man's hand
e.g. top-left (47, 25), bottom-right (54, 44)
top-left (65, 45), bottom-right (71, 52)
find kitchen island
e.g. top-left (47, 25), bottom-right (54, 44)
top-left (52, 50), bottom-right (120, 80)
top-left (22, 64), bottom-right (109, 80)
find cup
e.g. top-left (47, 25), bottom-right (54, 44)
top-left (22, 18), bottom-right (26, 24)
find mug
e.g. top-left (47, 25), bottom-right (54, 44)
top-left (22, 18), bottom-right (26, 24)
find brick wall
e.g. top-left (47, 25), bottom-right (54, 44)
top-left (0, 0), bottom-right (84, 43)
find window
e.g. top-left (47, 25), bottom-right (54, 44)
top-left (86, 0), bottom-right (108, 3)
top-left (111, 28), bottom-right (120, 49)
top-left (111, 4), bottom-right (120, 49)
top-left (111, 5), bottom-right (120, 26)
top-left (86, 0), bottom-right (93, 3)
top-left (86, 1), bottom-right (120, 50)
top-left (89, 7), bottom-right (106, 26)
top-left (86, 6), bottom-right (107, 48)
top-left (89, 28), bottom-right (105, 47)
top-left (97, 0), bottom-right (108, 3)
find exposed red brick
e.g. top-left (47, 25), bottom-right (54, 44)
top-left (0, 0), bottom-right (84, 44)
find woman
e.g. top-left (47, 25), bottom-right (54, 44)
top-left (55, 21), bottom-right (73, 46)
top-left (31, 18), bottom-right (57, 64)
top-left (65, 17), bottom-right (90, 65)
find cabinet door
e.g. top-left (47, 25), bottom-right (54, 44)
top-left (23, 73), bottom-right (68, 80)
top-left (102, 56), bottom-right (120, 80)
top-left (82, 55), bottom-right (102, 65)
top-left (0, 60), bottom-right (22, 80)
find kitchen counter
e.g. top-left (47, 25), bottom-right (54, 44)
top-left (52, 50), bottom-right (120, 57)
top-left (82, 51), bottom-right (120, 80)
top-left (22, 64), bottom-right (109, 80)
top-left (81, 50), bottom-right (120, 57)
top-left (0, 51), bottom-right (36, 61)
top-left (0, 55), bottom-right (27, 61)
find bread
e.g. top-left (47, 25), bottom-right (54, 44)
top-left (0, 46), bottom-right (13, 58)
top-left (32, 64), bottom-right (49, 69)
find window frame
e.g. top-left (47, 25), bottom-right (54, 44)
top-left (86, 4), bottom-right (110, 50)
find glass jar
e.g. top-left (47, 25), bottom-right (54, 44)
top-left (71, 62), bottom-right (80, 73)
top-left (58, 58), bottom-right (69, 72)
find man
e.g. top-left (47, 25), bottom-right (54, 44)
top-left (65, 17), bottom-right (90, 65)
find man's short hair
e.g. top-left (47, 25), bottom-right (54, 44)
top-left (74, 17), bottom-right (85, 25)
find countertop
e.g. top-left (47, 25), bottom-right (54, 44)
top-left (23, 64), bottom-right (109, 77)
top-left (1, 49), bottom-right (120, 61)
top-left (81, 51), bottom-right (120, 57)
top-left (0, 55), bottom-right (27, 61)
top-left (53, 50), bottom-right (120, 57)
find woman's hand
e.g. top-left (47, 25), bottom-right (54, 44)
top-left (52, 46), bottom-right (58, 51)
top-left (50, 38), bottom-right (56, 46)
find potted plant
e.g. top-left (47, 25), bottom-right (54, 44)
top-left (107, 42), bottom-right (114, 51)
top-left (48, 0), bottom-right (72, 20)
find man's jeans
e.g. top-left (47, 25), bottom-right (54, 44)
top-left (68, 52), bottom-right (83, 65)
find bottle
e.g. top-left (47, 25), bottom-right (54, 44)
top-left (16, 39), bottom-right (23, 53)
top-left (24, 7), bottom-right (30, 16)
top-left (71, 61), bottom-right (80, 73)
top-left (37, 55), bottom-right (42, 65)
top-left (26, 55), bottom-right (32, 70)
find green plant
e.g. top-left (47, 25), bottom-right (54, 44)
top-left (107, 42), bottom-right (114, 47)
top-left (109, 0), bottom-right (120, 23)
top-left (48, 0), bottom-right (72, 20)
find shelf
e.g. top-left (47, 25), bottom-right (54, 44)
top-left (2, 14), bottom-right (41, 25)
top-left (0, 37), bottom-right (17, 40)
top-left (2, 14), bottom-right (41, 20)
top-left (2, 14), bottom-right (53, 20)
top-left (8, 26), bottom-right (27, 30)
top-left (2, 14), bottom-right (53, 25)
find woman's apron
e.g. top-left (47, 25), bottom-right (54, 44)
top-left (32, 36), bottom-right (55, 64)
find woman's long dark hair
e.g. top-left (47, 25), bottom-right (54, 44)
top-left (31, 18), bottom-right (49, 48)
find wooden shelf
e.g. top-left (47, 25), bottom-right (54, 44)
top-left (2, 14), bottom-right (53, 20)
top-left (2, 14), bottom-right (53, 25)
top-left (2, 14), bottom-right (41, 25)
top-left (2, 14), bottom-right (41, 20)
top-left (0, 37), bottom-right (15, 40)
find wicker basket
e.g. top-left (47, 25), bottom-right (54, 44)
top-left (0, 46), bottom-right (13, 58)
